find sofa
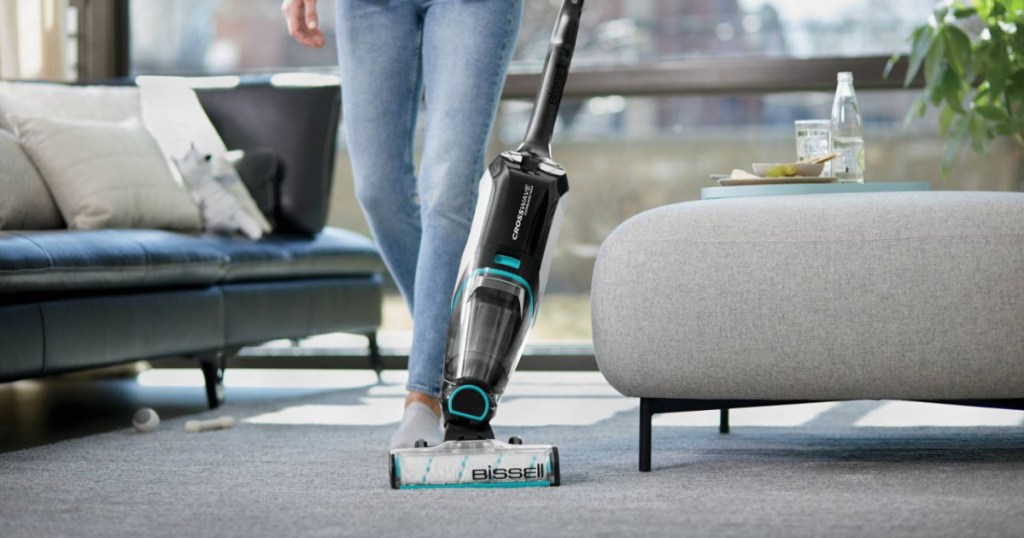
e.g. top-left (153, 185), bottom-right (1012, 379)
top-left (591, 191), bottom-right (1024, 471)
top-left (0, 80), bottom-right (384, 408)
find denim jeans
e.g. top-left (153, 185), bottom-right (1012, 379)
top-left (336, 0), bottom-right (523, 397)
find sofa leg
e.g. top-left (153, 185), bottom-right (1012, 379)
top-left (196, 352), bottom-right (228, 409)
top-left (719, 408), bottom-right (730, 434)
top-left (640, 398), bottom-right (653, 472)
top-left (366, 333), bottom-right (383, 381)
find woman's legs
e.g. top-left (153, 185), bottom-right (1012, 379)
top-left (404, 0), bottom-right (524, 400)
top-left (335, 0), bottom-right (423, 315)
top-left (335, 1), bottom-right (442, 439)
top-left (337, 0), bottom-right (523, 447)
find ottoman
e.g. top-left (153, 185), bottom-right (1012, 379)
top-left (590, 191), bottom-right (1024, 471)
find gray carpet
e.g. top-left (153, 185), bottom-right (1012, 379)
top-left (2, 380), bottom-right (1024, 537)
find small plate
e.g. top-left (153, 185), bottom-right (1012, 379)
top-left (752, 162), bottom-right (826, 177)
top-left (717, 177), bottom-right (837, 186)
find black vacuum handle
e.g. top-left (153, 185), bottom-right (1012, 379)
top-left (518, 0), bottom-right (583, 159)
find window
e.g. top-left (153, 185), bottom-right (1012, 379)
top-left (0, 0), bottom-right (80, 81)
top-left (131, 0), bottom-right (335, 75)
top-left (515, 0), bottom-right (935, 70)
top-left (130, 0), bottom-right (936, 75)
top-left (129, 0), bottom-right (1018, 347)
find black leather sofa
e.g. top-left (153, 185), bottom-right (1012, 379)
top-left (0, 82), bottom-right (384, 408)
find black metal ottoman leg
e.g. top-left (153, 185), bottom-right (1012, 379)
top-left (719, 408), bottom-right (730, 434)
top-left (640, 398), bottom-right (653, 472)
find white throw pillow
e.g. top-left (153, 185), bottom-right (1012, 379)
top-left (137, 76), bottom-right (271, 237)
top-left (0, 81), bottom-right (140, 133)
top-left (0, 130), bottom-right (63, 229)
top-left (9, 115), bottom-right (201, 231)
top-left (174, 146), bottom-right (265, 239)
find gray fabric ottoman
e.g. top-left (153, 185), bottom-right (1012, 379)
top-left (590, 191), bottom-right (1024, 471)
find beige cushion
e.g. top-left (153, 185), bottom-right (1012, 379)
top-left (9, 115), bottom-right (201, 231)
top-left (0, 130), bottom-right (62, 229)
top-left (0, 81), bottom-right (140, 133)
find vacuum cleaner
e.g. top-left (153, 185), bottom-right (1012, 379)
top-left (389, 0), bottom-right (583, 489)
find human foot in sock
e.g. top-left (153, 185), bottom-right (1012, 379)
top-left (389, 395), bottom-right (443, 451)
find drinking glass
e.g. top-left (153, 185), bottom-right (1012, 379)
top-left (795, 119), bottom-right (831, 176)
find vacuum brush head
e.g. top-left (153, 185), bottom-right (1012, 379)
top-left (390, 439), bottom-right (560, 489)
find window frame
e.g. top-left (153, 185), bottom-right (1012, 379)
top-left (504, 56), bottom-right (920, 100)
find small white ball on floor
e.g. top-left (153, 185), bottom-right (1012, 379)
top-left (132, 408), bottom-right (160, 433)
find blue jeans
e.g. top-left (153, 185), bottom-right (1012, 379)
top-left (336, 0), bottom-right (523, 397)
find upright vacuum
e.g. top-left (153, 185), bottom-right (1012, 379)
top-left (389, 0), bottom-right (583, 489)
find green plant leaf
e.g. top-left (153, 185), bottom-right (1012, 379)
top-left (1008, 69), bottom-right (1024, 85)
top-left (941, 114), bottom-right (971, 174)
top-left (904, 26), bottom-right (935, 87)
top-left (924, 27), bottom-right (947, 84)
top-left (1007, 21), bottom-right (1024, 57)
top-left (941, 67), bottom-right (968, 113)
top-left (978, 23), bottom-right (1011, 89)
top-left (898, 0), bottom-right (1023, 175)
top-left (975, 82), bottom-right (992, 105)
top-left (976, 104), bottom-right (1010, 120)
top-left (952, 7), bottom-right (978, 18)
top-left (939, 104), bottom-right (956, 134)
top-left (1005, 80), bottom-right (1024, 127)
top-left (994, 120), bottom-right (1017, 135)
top-left (1003, 0), bottom-right (1024, 15)
top-left (968, 111), bottom-right (990, 152)
top-left (903, 94), bottom-right (929, 129)
top-left (975, 0), bottom-right (995, 19)
top-left (883, 53), bottom-right (901, 80)
top-left (943, 25), bottom-right (972, 77)
top-left (987, 59), bottom-right (1009, 99)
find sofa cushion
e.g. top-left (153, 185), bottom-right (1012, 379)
top-left (197, 84), bottom-right (340, 236)
top-left (232, 147), bottom-right (281, 227)
top-left (0, 227), bottom-right (382, 294)
top-left (0, 230), bottom-right (226, 293)
top-left (0, 81), bottom-right (140, 133)
top-left (10, 115), bottom-right (202, 232)
top-left (0, 130), bottom-right (62, 230)
top-left (592, 191), bottom-right (1024, 401)
top-left (199, 227), bottom-right (384, 282)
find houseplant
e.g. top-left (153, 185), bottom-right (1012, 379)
top-left (888, 0), bottom-right (1024, 172)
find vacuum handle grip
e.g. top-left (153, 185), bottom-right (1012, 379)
top-left (518, 0), bottom-right (583, 159)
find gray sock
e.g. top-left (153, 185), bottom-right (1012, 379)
top-left (389, 402), bottom-right (443, 451)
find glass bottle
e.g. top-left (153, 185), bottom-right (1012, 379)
top-left (831, 72), bottom-right (865, 182)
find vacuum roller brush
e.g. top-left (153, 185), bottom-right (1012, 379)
top-left (391, 439), bottom-right (559, 489)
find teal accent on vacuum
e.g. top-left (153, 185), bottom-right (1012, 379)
top-left (400, 481), bottom-right (551, 489)
top-left (493, 254), bottom-right (521, 269)
top-left (447, 384), bottom-right (491, 422)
